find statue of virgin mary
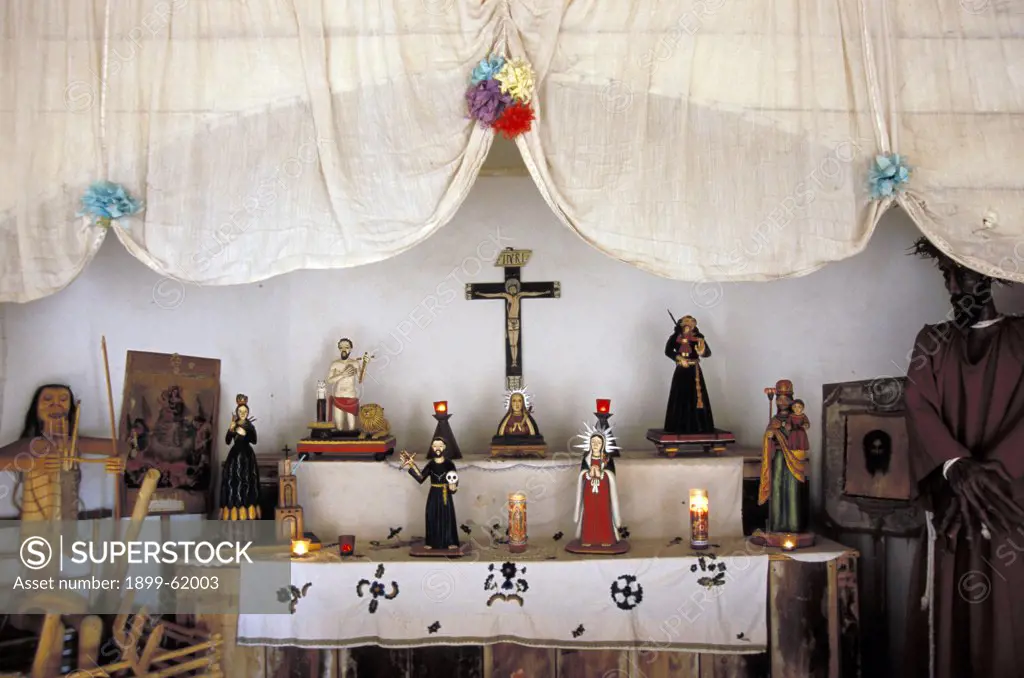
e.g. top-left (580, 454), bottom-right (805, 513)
top-left (566, 423), bottom-right (629, 555)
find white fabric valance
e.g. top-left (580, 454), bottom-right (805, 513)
top-left (1, 0), bottom-right (1021, 303)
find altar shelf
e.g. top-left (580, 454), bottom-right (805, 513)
top-left (292, 451), bottom-right (745, 544)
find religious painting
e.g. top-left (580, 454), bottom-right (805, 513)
top-left (119, 351), bottom-right (220, 515)
top-left (842, 411), bottom-right (911, 500)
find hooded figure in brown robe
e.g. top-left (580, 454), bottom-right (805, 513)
top-left (905, 237), bottom-right (1024, 678)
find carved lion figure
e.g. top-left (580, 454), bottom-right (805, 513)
top-left (357, 404), bottom-right (390, 440)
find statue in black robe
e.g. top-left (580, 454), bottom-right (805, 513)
top-left (663, 315), bottom-right (715, 434)
top-left (220, 394), bottom-right (261, 520)
top-left (400, 437), bottom-right (460, 550)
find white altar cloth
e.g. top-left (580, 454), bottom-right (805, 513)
top-left (237, 538), bottom-right (771, 652)
top-left (294, 451), bottom-right (744, 544)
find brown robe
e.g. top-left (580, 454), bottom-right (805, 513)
top-left (905, 317), bottom-right (1024, 678)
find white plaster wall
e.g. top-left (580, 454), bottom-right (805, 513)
top-left (2, 177), bottom-right (1018, 517)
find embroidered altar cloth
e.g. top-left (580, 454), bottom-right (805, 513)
top-left (238, 537), bottom-right (772, 652)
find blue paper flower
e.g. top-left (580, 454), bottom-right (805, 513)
top-left (77, 181), bottom-right (143, 226)
top-left (868, 154), bottom-right (911, 200)
top-left (470, 54), bottom-right (506, 85)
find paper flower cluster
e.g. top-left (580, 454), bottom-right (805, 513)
top-left (868, 154), bottom-right (911, 200)
top-left (77, 181), bottom-right (143, 228)
top-left (466, 54), bottom-right (536, 139)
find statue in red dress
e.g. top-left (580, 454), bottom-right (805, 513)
top-left (566, 424), bottom-right (629, 555)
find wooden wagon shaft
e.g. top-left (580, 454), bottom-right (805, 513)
top-left (78, 615), bottom-right (103, 670)
top-left (29, 615), bottom-right (64, 678)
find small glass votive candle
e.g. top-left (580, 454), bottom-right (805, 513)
top-left (291, 538), bottom-right (311, 558)
top-left (689, 489), bottom-right (709, 550)
top-left (339, 535), bottom-right (355, 556)
top-left (781, 535), bottom-right (796, 552)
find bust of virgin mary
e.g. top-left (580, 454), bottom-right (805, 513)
top-left (494, 390), bottom-right (544, 441)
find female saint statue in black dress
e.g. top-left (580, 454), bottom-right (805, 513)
top-left (220, 393), bottom-right (261, 520)
top-left (663, 315), bottom-right (715, 434)
top-left (399, 437), bottom-right (460, 550)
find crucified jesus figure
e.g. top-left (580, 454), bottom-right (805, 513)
top-left (472, 278), bottom-right (550, 367)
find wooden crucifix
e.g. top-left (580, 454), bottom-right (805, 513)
top-left (466, 248), bottom-right (560, 390)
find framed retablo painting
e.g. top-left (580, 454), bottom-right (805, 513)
top-left (120, 351), bottom-right (220, 515)
top-left (842, 411), bottom-right (911, 501)
top-left (822, 378), bottom-right (921, 535)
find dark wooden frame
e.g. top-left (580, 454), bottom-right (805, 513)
top-left (821, 378), bottom-right (922, 536)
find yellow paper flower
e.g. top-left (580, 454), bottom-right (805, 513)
top-left (496, 58), bottom-right (535, 103)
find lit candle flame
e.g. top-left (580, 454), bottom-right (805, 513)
top-left (434, 401), bottom-right (448, 414)
top-left (291, 539), bottom-right (311, 557)
top-left (782, 538), bottom-right (796, 550)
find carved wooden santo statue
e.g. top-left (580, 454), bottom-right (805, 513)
top-left (566, 423), bottom-right (628, 555)
top-left (0, 384), bottom-right (126, 521)
top-left (326, 337), bottom-right (374, 433)
top-left (490, 388), bottom-right (547, 458)
top-left (751, 379), bottom-right (814, 548)
top-left (399, 438), bottom-right (469, 558)
top-left (646, 312), bottom-right (735, 456)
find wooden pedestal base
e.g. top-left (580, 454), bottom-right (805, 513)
top-left (748, 530), bottom-right (816, 549)
top-left (409, 542), bottom-right (473, 558)
top-left (646, 428), bottom-right (736, 456)
top-left (564, 539), bottom-right (630, 555)
top-left (296, 436), bottom-right (396, 461)
top-left (490, 443), bottom-right (547, 458)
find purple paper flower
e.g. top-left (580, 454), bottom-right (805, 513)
top-left (466, 79), bottom-right (512, 127)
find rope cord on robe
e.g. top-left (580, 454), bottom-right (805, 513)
top-left (431, 483), bottom-right (449, 505)
top-left (922, 510), bottom-right (936, 678)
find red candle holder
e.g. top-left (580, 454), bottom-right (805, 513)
top-left (339, 535), bottom-right (355, 557)
top-left (596, 399), bottom-right (611, 414)
top-left (433, 401), bottom-right (448, 415)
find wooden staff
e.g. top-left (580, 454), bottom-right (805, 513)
top-left (65, 399), bottom-right (82, 473)
top-left (102, 336), bottom-right (122, 522)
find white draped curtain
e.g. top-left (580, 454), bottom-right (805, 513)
top-left (1, 0), bottom-right (1021, 302)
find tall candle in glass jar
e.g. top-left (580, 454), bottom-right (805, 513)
top-left (509, 492), bottom-right (527, 553)
top-left (690, 489), bottom-right (709, 549)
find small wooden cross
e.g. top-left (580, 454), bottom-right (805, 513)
top-left (466, 248), bottom-right (560, 390)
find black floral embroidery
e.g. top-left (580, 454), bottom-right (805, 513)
top-left (387, 526), bottom-right (403, 540)
top-left (552, 531), bottom-right (564, 541)
top-left (691, 553), bottom-right (728, 589)
top-left (571, 624), bottom-right (585, 638)
top-left (428, 621), bottom-right (441, 634)
top-left (618, 525), bottom-right (630, 539)
top-left (610, 575), bottom-right (644, 610)
top-left (460, 524), bottom-right (472, 535)
top-left (278, 583), bottom-right (312, 614)
top-left (485, 562), bottom-right (529, 606)
top-left (356, 564), bottom-right (399, 613)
